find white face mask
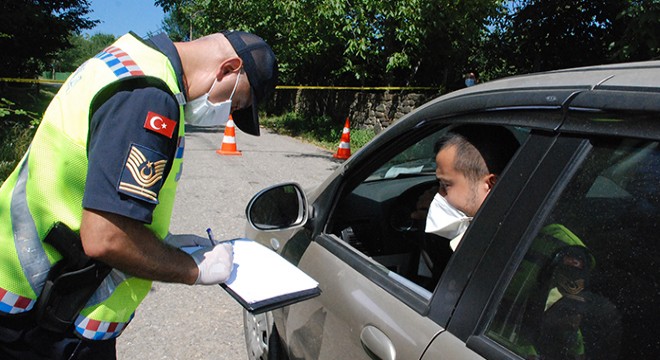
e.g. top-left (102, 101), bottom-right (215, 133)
top-left (425, 193), bottom-right (473, 251)
top-left (184, 71), bottom-right (241, 127)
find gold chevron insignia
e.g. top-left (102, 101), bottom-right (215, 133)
top-left (119, 145), bottom-right (167, 202)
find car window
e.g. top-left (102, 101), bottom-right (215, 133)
top-left (485, 139), bottom-right (660, 359)
top-left (327, 123), bottom-right (529, 301)
top-left (366, 134), bottom-right (437, 181)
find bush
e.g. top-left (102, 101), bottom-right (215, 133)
top-left (261, 112), bottom-right (376, 152)
top-left (0, 84), bottom-right (56, 185)
top-left (0, 123), bottom-right (35, 183)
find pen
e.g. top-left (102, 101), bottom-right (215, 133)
top-left (206, 227), bottom-right (216, 246)
top-left (206, 228), bottom-right (236, 245)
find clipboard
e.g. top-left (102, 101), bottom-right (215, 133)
top-left (219, 239), bottom-right (321, 314)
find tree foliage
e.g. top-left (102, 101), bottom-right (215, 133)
top-left (54, 33), bottom-right (116, 72)
top-left (156, 0), bottom-right (500, 89)
top-left (608, 0), bottom-right (660, 61)
top-left (0, 0), bottom-right (98, 78)
top-left (481, 0), bottom-right (659, 80)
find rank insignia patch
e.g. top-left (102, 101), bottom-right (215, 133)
top-left (118, 144), bottom-right (168, 204)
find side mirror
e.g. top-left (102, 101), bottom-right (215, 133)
top-left (246, 183), bottom-right (308, 231)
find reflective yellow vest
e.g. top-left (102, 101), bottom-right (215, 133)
top-left (0, 33), bottom-right (185, 340)
top-left (488, 224), bottom-right (591, 358)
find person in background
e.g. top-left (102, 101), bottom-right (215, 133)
top-left (464, 72), bottom-right (478, 87)
top-left (0, 29), bottom-right (277, 359)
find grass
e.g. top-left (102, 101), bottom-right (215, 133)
top-left (260, 112), bottom-right (376, 152)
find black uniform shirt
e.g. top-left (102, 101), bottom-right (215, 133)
top-left (82, 33), bottom-right (185, 224)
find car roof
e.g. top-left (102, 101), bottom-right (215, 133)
top-left (460, 60), bottom-right (660, 93)
top-left (401, 60), bottom-right (660, 140)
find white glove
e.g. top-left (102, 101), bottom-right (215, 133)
top-left (189, 242), bottom-right (234, 285)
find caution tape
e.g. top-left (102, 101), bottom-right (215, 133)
top-left (276, 85), bottom-right (440, 91)
top-left (1, 78), bottom-right (438, 91)
top-left (0, 77), bottom-right (65, 84)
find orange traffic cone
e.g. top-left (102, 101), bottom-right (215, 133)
top-left (333, 117), bottom-right (351, 160)
top-left (216, 116), bottom-right (242, 156)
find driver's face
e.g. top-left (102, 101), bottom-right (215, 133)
top-left (435, 145), bottom-right (489, 217)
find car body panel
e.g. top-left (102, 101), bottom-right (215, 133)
top-left (421, 331), bottom-right (486, 360)
top-left (281, 240), bottom-right (443, 360)
top-left (243, 60), bottom-right (660, 360)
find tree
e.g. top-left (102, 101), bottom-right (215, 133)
top-left (161, 10), bottom-right (189, 42)
top-left (609, 0), bottom-right (660, 61)
top-left (54, 33), bottom-right (116, 72)
top-left (0, 0), bottom-right (98, 78)
top-left (481, 0), bottom-right (658, 80)
top-left (155, 0), bottom-right (499, 89)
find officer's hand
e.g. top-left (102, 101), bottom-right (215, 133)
top-left (189, 242), bottom-right (234, 285)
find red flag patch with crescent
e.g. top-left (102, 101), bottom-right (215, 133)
top-left (144, 111), bottom-right (176, 138)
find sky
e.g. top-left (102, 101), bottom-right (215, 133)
top-left (83, 0), bottom-right (166, 38)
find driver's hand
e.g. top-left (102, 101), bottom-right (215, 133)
top-left (190, 242), bottom-right (234, 285)
top-left (410, 186), bottom-right (438, 220)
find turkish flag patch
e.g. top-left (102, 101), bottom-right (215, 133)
top-left (144, 111), bottom-right (176, 138)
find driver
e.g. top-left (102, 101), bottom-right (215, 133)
top-left (423, 125), bottom-right (520, 250)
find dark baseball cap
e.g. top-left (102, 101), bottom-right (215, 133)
top-left (223, 30), bottom-right (278, 136)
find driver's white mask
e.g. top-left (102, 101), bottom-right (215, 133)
top-left (425, 193), bottom-right (473, 251)
top-left (184, 71), bottom-right (241, 127)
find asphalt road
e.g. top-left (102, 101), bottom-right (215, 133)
top-left (116, 125), bottom-right (341, 359)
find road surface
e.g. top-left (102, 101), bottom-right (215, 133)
top-left (116, 125), bottom-right (341, 359)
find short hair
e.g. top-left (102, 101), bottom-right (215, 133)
top-left (434, 125), bottom-right (520, 182)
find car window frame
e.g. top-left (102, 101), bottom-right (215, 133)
top-left (312, 111), bottom-right (563, 325)
top-left (448, 132), bottom-right (594, 357)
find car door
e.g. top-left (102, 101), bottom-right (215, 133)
top-left (275, 119), bottom-right (547, 360)
top-left (417, 128), bottom-right (564, 359)
top-left (440, 128), bottom-right (660, 359)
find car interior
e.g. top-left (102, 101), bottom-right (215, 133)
top-left (327, 124), bottom-right (529, 295)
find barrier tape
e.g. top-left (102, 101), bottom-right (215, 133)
top-left (1, 78), bottom-right (64, 84)
top-left (2, 78), bottom-right (439, 91)
top-left (276, 85), bottom-right (440, 91)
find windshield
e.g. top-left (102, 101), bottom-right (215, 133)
top-left (365, 131), bottom-right (439, 181)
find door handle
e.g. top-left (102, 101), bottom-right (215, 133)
top-left (360, 325), bottom-right (396, 360)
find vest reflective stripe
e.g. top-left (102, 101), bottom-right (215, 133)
top-left (75, 312), bottom-right (134, 341)
top-left (0, 287), bottom-right (34, 314)
top-left (95, 46), bottom-right (145, 78)
top-left (85, 268), bottom-right (129, 307)
top-left (10, 153), bottom-right (51, 299)
top-left (174, 136), bottom-right (185, 181)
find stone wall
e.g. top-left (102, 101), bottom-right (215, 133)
top-left (267, 88), bottom-right (441, 134)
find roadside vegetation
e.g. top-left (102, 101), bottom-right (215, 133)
top-left (0, 86), bottom-right (372, 185)
top-left (261, 112), bottom-right (375, 152)
top-left (0, 85), bottom-right (57, 184)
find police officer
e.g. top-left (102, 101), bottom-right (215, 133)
top-left (0, 30), bottom-right (277, 359)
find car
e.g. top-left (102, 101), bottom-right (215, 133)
top-left (242, 61), bottom-right (660, 360)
